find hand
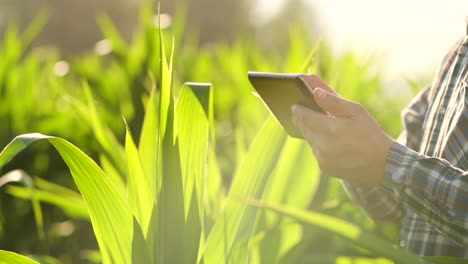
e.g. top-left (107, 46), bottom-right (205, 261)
top-left (291, 75), bottom-right (394, 186)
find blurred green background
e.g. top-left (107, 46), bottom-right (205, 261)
top-left (0, 0), bottom-right (445, 263)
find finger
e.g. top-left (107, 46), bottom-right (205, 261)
top-left (300, 74), bottom-right (338, 96)
top-left (313, 88), bottom-right (362, 118)
top-left (291, 103), bottom-right (332, 134)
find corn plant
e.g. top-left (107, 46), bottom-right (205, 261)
top-left (1, 24), bottom-right (208, 263)
top-left (0, 250), bottom-right (39, 264)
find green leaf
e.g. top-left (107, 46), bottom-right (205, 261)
top-left (176, 82), bottom-right (212, 263)
top-left (97, 14), bottom-right (128, 57)
top-left (158, 25), bottom-right (174, 142)
top-left (0, 134), bottom-right (134, 264)
top-left (0, 135), bottom-right (39, 168)
top-left (0, 170), bottom-right (44, 239)
top-left (138, 16), bottom-right (182, 264)
top-left (299, 39), bottom-right (321, 73)
top-left (99, 154), bottom-right (127, 198)
top-left (34, 177), bottom-right (83, 199)
top-left (255, 138), bottom-right (319, 263)
top-left (82, 82), bottom-right (127, 181)
top-left (176, 82), bottom-right (212, 218)
top-left (131, 217), bottom-right (152, 264)
top-left (203, 144), bottom-right (225, 231)
top-left (138, 84), bottom-right (160, 198)
top-left (125, 121), bottom-right (154, 235)
top-left (0, 250), bottom-right (39, 264)
top-left (50, 138), bottom-right (134, 264)
top-left (155, 102), bottom-right (186, 264)
top-left (22, 11), bottom-right (49, 49)
top-left (245, 200), bottom-right (424, 264)
top-left (6, 177), bottom-right (88, 221)
top-left (7, 185), bottom-right (89, 220)
top-left (203, 117), bottom-right (287, 263)
top-left (423, 256), bottom-right (468, 264)
top-left (69, 84), bottom-right (127, 195)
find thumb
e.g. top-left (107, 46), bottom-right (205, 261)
top-left (313, 87), bottom-right (360, 117)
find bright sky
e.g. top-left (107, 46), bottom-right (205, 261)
top-left (254, 0), bottom-right (468, 83)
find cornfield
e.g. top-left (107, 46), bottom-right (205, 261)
top-left (0, 3), bottom-right (462, 264)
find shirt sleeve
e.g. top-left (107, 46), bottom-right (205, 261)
top-left (382, 141), bottom-right (468, 248)
top-left (342, 86), bottom-right (431, 223)
top-left (342, 179), bottom-right (404, 222)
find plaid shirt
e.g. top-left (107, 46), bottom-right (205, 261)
top-left (344, 20), bottom-right (468, 257)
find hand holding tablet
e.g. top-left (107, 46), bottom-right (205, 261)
top-left (247, 71), bottom-right (324, 138)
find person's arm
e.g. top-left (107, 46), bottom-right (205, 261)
top-left (381, 140), bottom-right (468, 247)
top-left (292, 81), bottom-right (468, 247)
top-left (342, 86), bottom-right (431, 223)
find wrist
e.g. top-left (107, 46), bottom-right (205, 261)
top-left (371, 134), bottom-right (394, 186)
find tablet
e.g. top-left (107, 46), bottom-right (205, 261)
top-left (248, 72), bottom-right (324, 138)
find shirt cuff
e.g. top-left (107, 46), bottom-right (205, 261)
top-left (381, 140), bottom-right (422, 191)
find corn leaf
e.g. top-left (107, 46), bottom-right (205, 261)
top-left (68, 86), bottom-right (127, 196)
top-left (0, 133), bottom-right (134, 264)
top-left (254, 138), bottom-right (319, 263)
top-left (82, 82), bottom-right (127, 181)
top-left (99, 154), bottom-right (127, 198)
top-left (138, 85), bottom-right (160, 198)
top-left (131, 218), bottom-right (152, 264)
top-left (299, 39), bottom-right (321, 73)
top-left (176, 82), bottom-right (212, 263)
top-left (50, 137), bottom-right (138, 264)
top-left (97, 14), bottom-right (128, 57)
top-left (34, 177), bottom-right (83, 199)
top-left (0, 170), bottom-right (44, 240)
top-left (5, 173), bottom-right (89, 220)
top-left (7, 185), bottom-right (89, 220)
top-left (176, 82), bottom-right (212, 218)
top-left (125, 122), bottom-right (154, 235)
top-left (158, 26), bottom-right (174, 143)
top-left (22, 11), bottom-right (49, 49)
top-left (204, 145), bottom-right (224, 223)
top-left (203, 117), bottom-right (287, 263)
top-left (154, 100), bottom-right (186, 264)
top-left (245, 200), bottom-right (424, 264)
top-left (0, 250), bottom-right (39, 264)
